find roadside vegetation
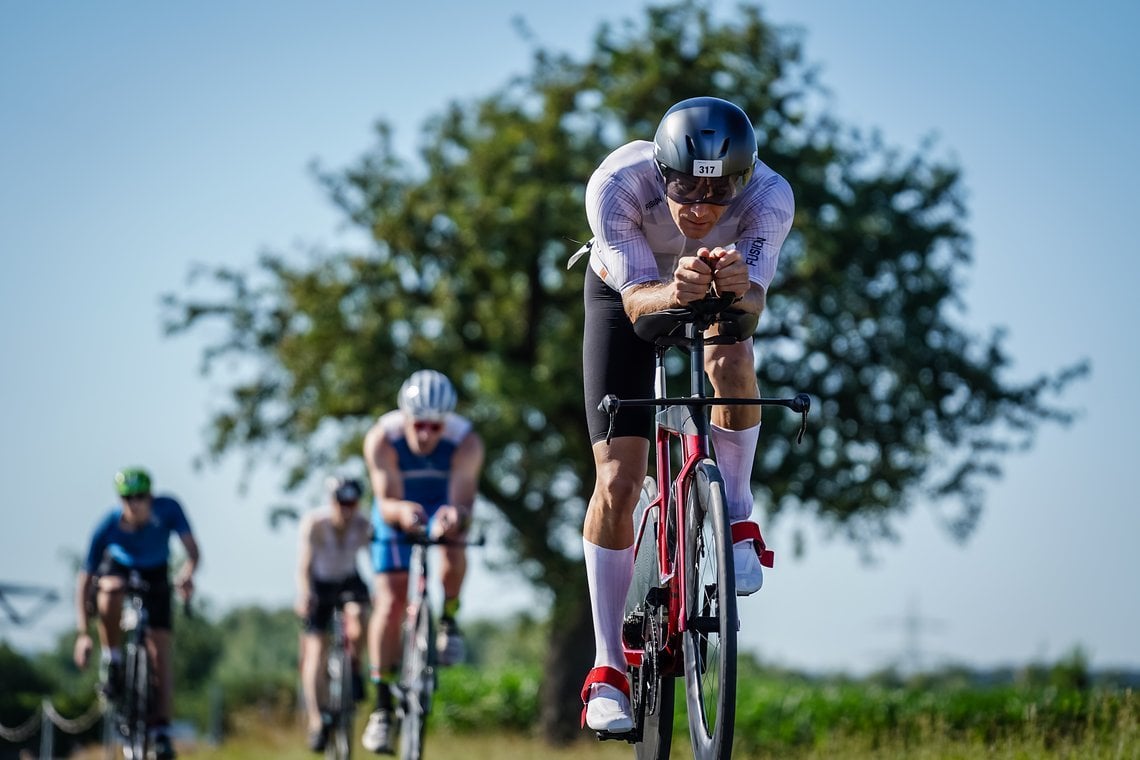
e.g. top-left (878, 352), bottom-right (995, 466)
top-left (4, 611), bottom-right (1136, 758)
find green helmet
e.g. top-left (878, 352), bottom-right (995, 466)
top-left (114, 468), bottom-right (152, 497)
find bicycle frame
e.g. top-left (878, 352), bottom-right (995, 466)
top-left (650, 349), bottom-right (708, 668)
top-left (601, 296), bottom-right (810, 757)
top-left (607, 307), bottom-right (809, 669)
top-left (396, 532), bottom-right (482, 760)
top-left (401, 539), bottom-right (435, 718)
top-left (324, 601), bottom-right (354, 760)
top-left (112, 573), bottom-right (152, 760)
top-left (620, 320), bottom-right (720, 674)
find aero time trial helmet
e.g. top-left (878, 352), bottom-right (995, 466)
top-left (397, 370), bottom-right (457, 422)
top-left (653, 96), bottom-right (757, 206)
top-left (114, 467), bottom-right (152, 497)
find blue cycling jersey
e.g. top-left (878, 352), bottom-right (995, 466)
top-left (369, 410), bottom-right (472, 573)
top-left (392, 434), bottom-right (457, 510)
top-left (82, 496), bottom-right (193, 572)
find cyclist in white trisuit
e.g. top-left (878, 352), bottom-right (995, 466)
top-left (575, 96), bottom-right (795, 732)
top-left (295, 476), bottom-right (372, 753)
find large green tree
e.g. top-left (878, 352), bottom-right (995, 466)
top-left (163, 2), bottom-right (1083, 742)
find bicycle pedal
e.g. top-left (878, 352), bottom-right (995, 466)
top-left (595, 729), bottom-right (636, 743)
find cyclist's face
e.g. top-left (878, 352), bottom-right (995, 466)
top-left (406, 418), bottom-right (444, 455)
top-left (119, 493), bottom-right (152, 524)
top-left (667, 196), bottom-right (729, 239)
top-left (331, 497), bottom-right (359, 524)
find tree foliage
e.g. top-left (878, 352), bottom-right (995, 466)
top-left (162, 2), bottom-right (1085, 741)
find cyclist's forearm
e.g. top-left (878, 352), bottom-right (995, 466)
top-left (178, 533), bottom-right (201, 578)
top-left (734, 286), bottom-right (765, 315)
top-left (622, 282), bottom-right (678, 321)
top-left (296, 554), bottom-right (313, 601)
top-left (379, 498), bottom-right (421, 526)
top-left (75, 571), bottom-right (91, 632)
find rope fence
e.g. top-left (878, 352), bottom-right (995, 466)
top-left (0, 696), bottom-right (105, 758)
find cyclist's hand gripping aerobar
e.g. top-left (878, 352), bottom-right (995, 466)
top-left (699, 245), bottom-right (749, 302)
top-left (671, 252), bottom-right (717, 305)
top-left (399, 501), bottom-right (430, 534)
top-left (430, 504), bottom-right (468, 540)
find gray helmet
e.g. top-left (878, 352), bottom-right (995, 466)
top-left (653, 96), bottom-right (757, 204)
top-left (397, 370), bottom-right (457, 421)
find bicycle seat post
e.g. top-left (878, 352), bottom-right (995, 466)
top-left (683, 319), bottom-right (711, 444)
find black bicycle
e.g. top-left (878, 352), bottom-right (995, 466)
top-left (599, 293), bottom-right (810, 759)
top-left (101, 571), bottom-right (153, 760)
top-left (324, 595), bottom-right (358, 760)
top-left (395, 531), bottom-right (483, 760)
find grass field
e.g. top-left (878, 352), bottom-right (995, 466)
top-left (72, 707), bottom-right (1139, 760)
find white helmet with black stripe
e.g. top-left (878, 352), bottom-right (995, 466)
top-left (397, 369), bottom-right (457, 421)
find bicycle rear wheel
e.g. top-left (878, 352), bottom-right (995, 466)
top-left (122, 641), bottom-right (150, 760)
top-left (681, 460), bottom-right (737, 760)
top-left (398, 598), bottom-right (434, 760)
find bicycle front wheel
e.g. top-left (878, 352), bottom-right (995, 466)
top-left (681, 460), bottom-right (737, 760)
top-left (325, 646), bottom-right (353, 759)
top-left (122, 641), bottom-right (150, 760)
top-left (398, 600), bottom-right (434, 760)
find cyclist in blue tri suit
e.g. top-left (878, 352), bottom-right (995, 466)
top-left (359, 370), bottom-right (485, 754)
top-left (73, 467), bottom-right (200, 760)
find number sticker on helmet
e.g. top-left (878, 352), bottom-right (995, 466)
top-left (692, 159), bottom-right (723, 177)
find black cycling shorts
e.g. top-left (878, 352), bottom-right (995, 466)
top-left (583, 268), bottom-right (656, 444)
top-left (303, 573), bottom-right (370, 634)
top-left (95, 558), bottom-right (173, 631)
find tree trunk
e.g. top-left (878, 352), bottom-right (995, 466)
top-left (537, 576), bottom-right (596, 744)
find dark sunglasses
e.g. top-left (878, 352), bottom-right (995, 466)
top-left (659, 165), bottom-right (748, 206)
top-left (413, 421), bottom-right (444, 433)
top-left (334, 485), bottom-right (362, 504)
top-left (122, 493), bottom-right (150, 503)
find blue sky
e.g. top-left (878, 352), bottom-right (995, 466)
top-left (2, 1), bottom-right (1137, 674)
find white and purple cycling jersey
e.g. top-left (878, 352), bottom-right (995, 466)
top-left (582, 140), bottom-right (795, 293)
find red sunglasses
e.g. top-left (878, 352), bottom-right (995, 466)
top-left (413, 420), bottom-right (444, 433)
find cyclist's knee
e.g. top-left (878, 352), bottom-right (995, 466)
top-left (597, 471), bottom-right (644, 515)
top-left (371, 585), bottom-right (405, 625)
top-left (96, 575), bottom-right (125, 594)
top-left (706, 346), bottom-right (758, 396)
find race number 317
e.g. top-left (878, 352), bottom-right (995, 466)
top-left (692, 159), bottom-right (723, 177)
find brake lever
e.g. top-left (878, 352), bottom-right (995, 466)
top-left (792, 393), bottom-right (811, 445)
top-left (598, 394), bottom-right (620, 444)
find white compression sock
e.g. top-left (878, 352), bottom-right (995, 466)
top-left (583, 539), bottom-right (634, 671)
top-left (710, 422), bottom-right (761, 522)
